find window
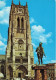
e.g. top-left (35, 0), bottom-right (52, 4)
top-left (18, 39), bottom-right (24, 44)
top-left (1, 65), bottom-right (4, 74)
top-left (21, 17), bottom-right (24, 33)
top-left (17, 17), bottom-right (20, 32)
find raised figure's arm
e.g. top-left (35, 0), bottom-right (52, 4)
top-left (36, 47), bottom-right (38, 52)
top-left (43, 48), bottom-right (46, 57)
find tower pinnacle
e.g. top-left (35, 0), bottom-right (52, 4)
top-left (26, 2), bottom-right (27, 7)
top-left (12, 0), bottom-right (13, 4)
top-left (19, 1), bottom-right (21, 5)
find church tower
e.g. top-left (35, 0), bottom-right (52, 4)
top-left (6, 0), bottom-right (34, 79)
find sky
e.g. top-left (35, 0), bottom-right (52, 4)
top-left (0, 0), bottom-right (55, 64)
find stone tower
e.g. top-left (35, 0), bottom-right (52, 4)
top-left (6, 0), bottom-right (34, 79)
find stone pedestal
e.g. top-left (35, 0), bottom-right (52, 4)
top-left (32, 65), bottom-right (48, 80)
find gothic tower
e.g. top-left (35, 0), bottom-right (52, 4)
top-left (6, 0), bottom-right (34, 79)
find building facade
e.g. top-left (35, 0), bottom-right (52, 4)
top-left (0, 55), bottom-right (6, 78)
top-left (46, 63), bottom-right (56, 80)
top-left (6, 0), bottom-right (34, 80)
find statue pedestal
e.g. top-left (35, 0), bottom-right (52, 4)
top-left (32, 65), bottom-right (48, 80)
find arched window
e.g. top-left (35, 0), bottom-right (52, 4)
top-left (17, 17), bottom-right (20, 32)
top-left (18, 39), bottom-right (24, 44)
top-left (21, 17), bottom-right (24, 33)
top-left (8, 65), bottom-right (13, 77)
top-left (1, 65), bottom-right (4, 74)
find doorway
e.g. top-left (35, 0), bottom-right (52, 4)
top-left (18, 73), bottom-right (21, 78)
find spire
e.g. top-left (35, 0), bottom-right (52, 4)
top-left (12, 0), bottom-right (13, 4)
top-left (19, 1), bottom-right (21, 5)
top-left (26, 2), bottom-right (27, 7)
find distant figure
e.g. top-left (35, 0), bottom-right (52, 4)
top-left (36, 42), bottom-right (46, 64)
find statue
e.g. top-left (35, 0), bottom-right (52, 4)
top-left (36, 42), bottom-right (46, 64)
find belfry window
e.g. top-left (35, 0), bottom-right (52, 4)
top-left (21, 17), bottom-right (24, 33)
top-left (17, 17), bottom-right (20, 33)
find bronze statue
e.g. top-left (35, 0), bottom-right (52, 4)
top-left (36, 42), bottom-right (46, 64)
